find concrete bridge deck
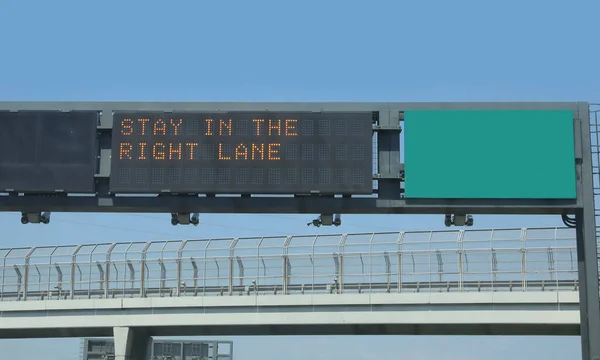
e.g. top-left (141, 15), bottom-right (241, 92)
top-left (0, 291), bottom-right (582, 338)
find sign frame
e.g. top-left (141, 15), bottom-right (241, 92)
top-left (0, 101), bottom-right (585, 215)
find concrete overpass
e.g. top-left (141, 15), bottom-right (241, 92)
top-left (0, 226), bottom-right (588, 359)
top-left (0, 291), bottom-right (581, 337)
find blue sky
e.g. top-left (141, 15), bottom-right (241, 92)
top-left (0, 0), bottom-right (599, 359)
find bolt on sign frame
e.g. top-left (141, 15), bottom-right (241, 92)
top-left (0, 101), bottom-right (597, 360)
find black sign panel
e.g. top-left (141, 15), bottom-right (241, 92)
top-left (109, 111), bottom-right (373, 194)
top-left (0, 111), bottom-right (98, 193)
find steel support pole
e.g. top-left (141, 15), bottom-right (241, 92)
top-left (576, 102), bottom-right (600, 360)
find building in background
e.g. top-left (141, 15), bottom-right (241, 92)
top-left (80, 338), bottom-right (233, 360)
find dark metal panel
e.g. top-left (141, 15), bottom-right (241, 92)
top-left (398, 102), bottom-right (580, 111)
top-left (0, 101), bottom-right (582, 112)
top-left (108, 111), bottom-right (373, 195)
top-left (0, 111), bottom-right (98, 193)
top-left (574, 102), bottom-right (600, 360)
top-left (0, 323), bottom-right (581, 338)
top-left (0, 194), bottom-right (579, 214)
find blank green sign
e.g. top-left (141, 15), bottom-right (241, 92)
top-left (404, 110), bottom-right (576, 199)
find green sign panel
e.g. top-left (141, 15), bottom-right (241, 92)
top-left (404, 110), bottom-right (576, 199)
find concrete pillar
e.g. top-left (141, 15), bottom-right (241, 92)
top-left (113, 326), bottom-right (150, 360)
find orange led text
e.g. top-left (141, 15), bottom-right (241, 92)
top-left (118, 116), bottom-right (299, 162)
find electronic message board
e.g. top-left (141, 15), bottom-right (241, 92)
top-left (109, 111), bottom-right (373, 194)
top-left (0, 111), bottom-right (98, 193)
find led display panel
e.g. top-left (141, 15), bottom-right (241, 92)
top-left (0, 111), bottom-right (98, 193)
top-left (109, 111), bottom-right (373, 194)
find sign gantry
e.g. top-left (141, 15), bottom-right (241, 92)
top-left (0, 102), bottom-right (586, 224)
top-left (0, 101), bottom-right (598, 360)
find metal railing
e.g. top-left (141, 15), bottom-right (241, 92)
top-left (0, 227), bottom-right (585, 301)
